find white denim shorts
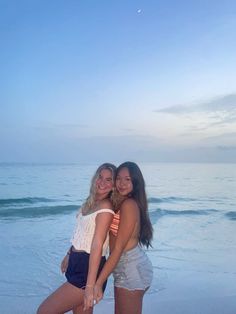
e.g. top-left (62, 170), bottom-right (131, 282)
top-left (113, 245), bottom-right (153, 290)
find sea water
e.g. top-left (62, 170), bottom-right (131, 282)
top-left (0, 162), bottom-right (236, 314)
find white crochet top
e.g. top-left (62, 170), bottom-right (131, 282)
top-left (71, 208), bottom-right (114, 256)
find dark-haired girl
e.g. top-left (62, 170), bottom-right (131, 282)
top-left (84, 161), bottom-right (153, 314)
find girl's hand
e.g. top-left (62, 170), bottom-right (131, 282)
top-left (93, 283), bottom-right (104, 304)
top-left (60, 254), bottom-right (69, 273)
top-left (83, 285), bottom-right (95, 311)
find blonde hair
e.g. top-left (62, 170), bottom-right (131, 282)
top-left (81, 163), bottom-right (116, 212)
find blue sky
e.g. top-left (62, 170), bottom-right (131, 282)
top-left (1, 0), bottom-right (236, 163)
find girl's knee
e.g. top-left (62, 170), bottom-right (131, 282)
top-left (36, 302), bottom-right (50, 314)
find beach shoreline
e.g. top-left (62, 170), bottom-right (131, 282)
top-left (3, 291), bottom-right (235, 314)
top-left (95, 293), bottom-right (236, 314)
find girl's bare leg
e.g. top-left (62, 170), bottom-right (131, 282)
top-left (73, 305), bottom-right (93, 314)
top-left (114, 286), bottom-right (145, 314)
top-left (37, 282), bottom-right (89, 314)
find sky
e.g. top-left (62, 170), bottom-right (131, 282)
top-left (1, 0), bottom-right (236, 163)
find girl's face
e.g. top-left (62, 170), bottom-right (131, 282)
top-left (96, 168), bottom-right (113, 198)
top-left (115, 167), bottom-right (133, 196)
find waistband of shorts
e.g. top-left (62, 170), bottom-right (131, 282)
top-left (71, 246), bottom-right (87, 252)
top-left (70, 249), bottom-right (107, 260)
top-left (70, 250), bottom-right (89, 256)
top-left (122, 245), bottom-right (143, 257)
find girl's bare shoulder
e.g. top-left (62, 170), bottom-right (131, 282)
top-left (98, 198), bottom-right (113, 210)
top-left (121, 198), bottom-right (138, 211)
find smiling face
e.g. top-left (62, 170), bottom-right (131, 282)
top-left (95, 168), bottom-right (114, 199)
top-left (115, 167), bottom-right (133, 196)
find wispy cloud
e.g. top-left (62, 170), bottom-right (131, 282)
top-left (217, 145), bottom-right (236, 151)
top-left (156, 94), bottom-right (236, 115)
top-left (33, 123), bottom-right (89, 130)
top-left (204, 131), bottom-right (236, 142)
top-left (54, 123), bottom-right (89, 128)
top-left (155, 93), bottom-right (236, 128)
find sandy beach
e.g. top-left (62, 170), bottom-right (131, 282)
top-left (2, 286), bottom-right (236, 314)
top-left (85, 262), bottom-right (236, 314)
top-left (94, 291), bottom-right (236, 314)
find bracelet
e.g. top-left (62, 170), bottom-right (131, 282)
top-left (86, 284), bottom-right (94, 288)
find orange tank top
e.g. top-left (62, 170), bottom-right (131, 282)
top-left (109, 211), bottom-right (120, 236)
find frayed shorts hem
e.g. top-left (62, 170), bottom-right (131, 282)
top-left (114, 284), bottom-right (150, 291)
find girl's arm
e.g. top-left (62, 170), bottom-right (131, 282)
top-left (94, 199), bottom-right (139, 303)
top-left (83, 210), bottom-right (114, 310)
top-left (60, 246), bottom-right (72, 273)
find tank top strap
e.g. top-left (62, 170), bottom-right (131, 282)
top-left (96, 208), bottom-right (114, 215)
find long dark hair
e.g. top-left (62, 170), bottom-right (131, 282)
top-left (116, 161), bottom-right (153, 248)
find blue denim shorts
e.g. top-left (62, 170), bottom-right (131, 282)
top-left (113, 245), bottom-right (153, 290)
top-left (65, 250), bottom-right (107, 291)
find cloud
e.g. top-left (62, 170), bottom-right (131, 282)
top-left (33, 123), bottom-right (89, 130)
top-left (217, 145), bottom-right (236, 151)
top-left (155, 93), bottom-right (236, 129)
top-left (205, 132), bottom-right (236, 141)
top-left (54, 123), bottom-right (89, 128)
top-left (155, 93), bottom-right (236, 115)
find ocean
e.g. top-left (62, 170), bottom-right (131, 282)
top-left (0, 162), bottom-right (236, 314)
